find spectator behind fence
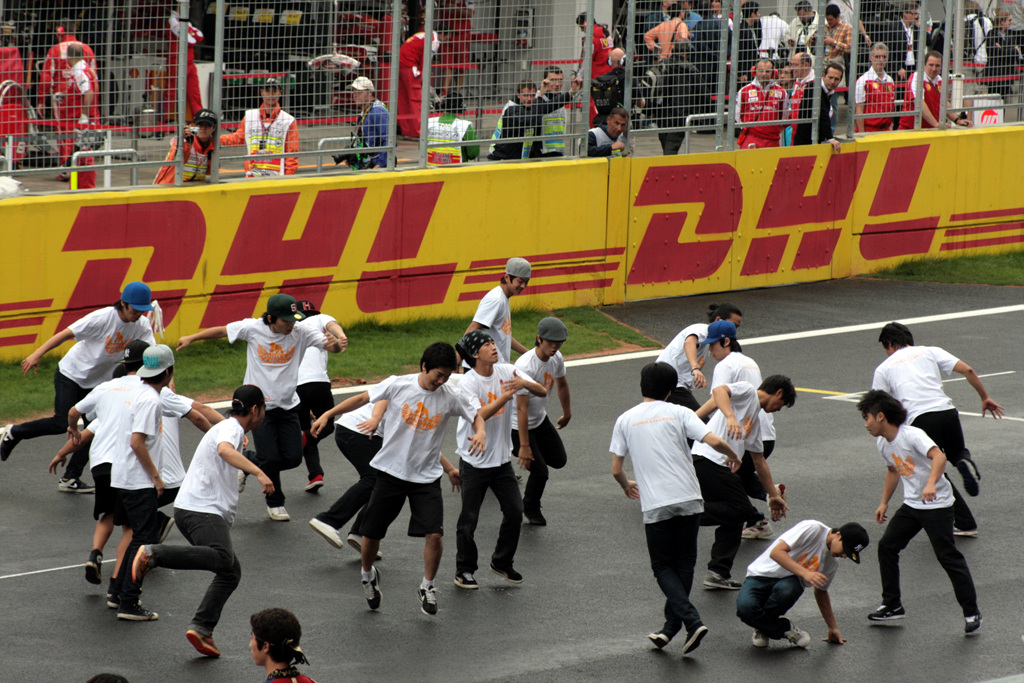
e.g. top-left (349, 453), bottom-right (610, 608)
top-left (398, 25), bottom-right (451, 139)
top-left (855, 43), bottom-right (896, 133)
top-left (591, 47), bottom-right (628, 127)
top-left (736, 58), bottom-right (788, 149)
top-left (426, 90), bottom-right (479, 166)
top-left (758, 11), bottom-right (789, 62)
top-left (538, 67), bottom-right (568, 156)
top-left (166, 10), bottom-right (204, 123)
top-left (793, 60), bottom-right (843, 153)
top-left (488, 76), bottom-right (581, 161)
top-left (154, 108), bottom-right (219, 184)
top-left (808, 5), bottom-right (852, 66)
top-left (785, 1), bottom-right (818, 60)
top-left (220, 77), bottom-right (299, 177)
top-left (878, 0), bottom-right (920, 83)
top-left (53, 41), bottom-right (98, 186)
top-left (587, 106), bottom-right (628, 157)
top-left (37, 23), bottom-right (96, 123)
top-left (578, 12), bottom-right (615, 126)
top-left (736, 3), bottom-right (762, 85)
top-left (637, 44), bottom-right (699, 155)
top-left (689, 7), bottom-right (730, 112)
top-left (333, 76), bottom-right (388, 170)
top-left (644, 6), bottom-right (690, 63)
top-left (984, 9), bottom-right (1023, 103)
top-left (437, 0), bottom-right (475, 96)
top-left (898, 51), bottom-right (973, 130)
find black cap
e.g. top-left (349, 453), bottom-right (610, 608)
top-left (122, 339), bottom-right (150, 366)
top-left (193, 108), bottom-right (218, 127)
top-left (838, 522), bottom-right (869, 564)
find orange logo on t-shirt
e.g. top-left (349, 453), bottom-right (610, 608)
top-left (105, 332), bottom-right (128, 354)
top-left (892, 454), bottom-right (915, 477)
top-left (543, 372), bottom-right (555, 390)
top-left (256, 341), bottom-right (296, 365)
top-left (500, 316), bottom-right (511, 335)
top-left (481, 391), bottom-right (505, 417)
top-left (795, 552), bottom-right (820, 572)
top-left (401, 401), bottom-right (443, 431)
top-left (742, 416), bottom-right (755, 437)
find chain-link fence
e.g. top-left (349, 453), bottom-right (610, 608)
top-left (0, 0), bottom-right (1019, 191)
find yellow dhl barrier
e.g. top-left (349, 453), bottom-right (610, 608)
top-left (0, 126), bottom-right (1022, 359)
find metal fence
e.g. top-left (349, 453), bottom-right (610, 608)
top-left (0, 0), bottom-right (1019, 192)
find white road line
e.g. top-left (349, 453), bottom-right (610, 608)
top-left (944, 371), bottom-right (1017, 383)
top-left (0, 558), bottom-right (114, 581)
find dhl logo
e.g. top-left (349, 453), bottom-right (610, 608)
top-left (401, 401), bottom-right (442, 431)
top-left (256, 341), bottom-right (295, 365)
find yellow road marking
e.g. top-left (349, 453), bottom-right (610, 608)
top-left (796, 387), bottom-right (849, 396)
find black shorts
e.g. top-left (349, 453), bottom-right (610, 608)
top-left (90, 463), bottom-right (116, 521)
top-left (359, 470), bottom-right (444, 540)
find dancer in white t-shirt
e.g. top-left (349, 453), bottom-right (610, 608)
top-left (463, 257), bottom-right (532, 364)
top-left (611, 362), bottom-right (739, 654)
top-left (857, 389), bottom-right (981, 635)
top-left (656, 303), bottom-right (742, 412)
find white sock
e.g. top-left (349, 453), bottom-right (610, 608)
top-left (361, 568), bottom-right (374, 583)
top-left (420, 578), bottom-right (433, 590)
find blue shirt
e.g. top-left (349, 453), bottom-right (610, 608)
top-left (359, 100), bottom-right (390, 168)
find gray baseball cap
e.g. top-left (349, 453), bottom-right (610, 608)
top-left (506, 257), bottom-right (532, 279)
top-left (537, 317), bottom-right (568, 342)
top-left (137, 344), bottom-right (175, 378)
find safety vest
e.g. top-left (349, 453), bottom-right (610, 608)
top-left (541, 102), bottom-right (567, 153)
top-left (243, 108), bottom-right (295, 175)
top-left (489, 99), bottom-right (533, 159)
top-left (181, 137), bottom-right (213, 181)
top-left (589, 125), bottom-right (623, 157)
top-left (426, 116), bottom-right (472, 165)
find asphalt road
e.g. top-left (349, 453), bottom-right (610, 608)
top-left (1, 278), bottom-right (1022, 683)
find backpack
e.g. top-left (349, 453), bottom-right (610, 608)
top-left (591, 70), bottom-right (624, 116)
top-left (930, 13), bottom-right (988, 62)
top-left (641, 55), bottom-right (687, 110)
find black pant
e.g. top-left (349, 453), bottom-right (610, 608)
top-left (112, 487), bottom-right (161, 605)
top-left (693, 456), bottom-right (763, 578)
top-left (12, 368), bottom-right (92, 479)
top-left (877, 504), bottom-right (979, 616)
top-left (658, 130), bottom-right (685, 156)
top-left (315, 426), bottom-right (382, 534)
top-left (911, 409), bottom-right (976, 531)
top-left (296, 382), bottom-right (336, 479)
top-left (455, 460), bottom-right (523, 574)
top-left (511, 417), bottom-right (567, 513)
top-left (645, 513), bottom-right (703, 638)
top-left (666, 386), bottom-right (700, 413)
top-left (252, 406), bottom-right (303, 507)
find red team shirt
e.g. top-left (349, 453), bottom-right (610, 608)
top-left (736, 79), bottom-right (788, 147)
top-left (856, 70), bottom-right (896, 131)
top-left (899, 73), bottom-right (942, 130)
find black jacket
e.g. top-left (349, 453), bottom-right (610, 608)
top-left (793, 82), bottom-right (834, 145)
top-left (488, 92), bottom-right (573, 160)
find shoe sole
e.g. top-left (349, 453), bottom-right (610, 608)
top-left (186, 630), bottom-right (221, 657)
top-left (347, 536), bottom-right (362, 552)
top-left (648, 633), bottom-right (670, 649)
top-left (868, 614), bottom-right (906, 621)
top-left (454, 577), bottom-right (479, 590)
top-left (117, 611), bottom-right (159, 621)
top-left (0, 425), bottom-right (14, 461)
top-left (955, 460), bottom-right (980, 496)
top-left (489, 566), bottom-right (524, 584)
top-left (309, 519), bottom-right (345, 548)
top-left (58, 484), bottom-right (95, 494)
top-left (304, 480), bottom-right (324, 492)
top-left (703, 581), bottom-right (742, 590)
top-left (682, 626), bottom-right (708, 654)
top-left (85, 560), bottom-right (102, 585)
top-left (954, 529), bottom-right (979, 537)
top-left (268, 511), bottom-right (291, 521)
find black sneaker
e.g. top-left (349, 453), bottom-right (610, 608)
top-left (682, 625), bottom-right (709, 654)
top-left (58, 477), bottom-right (95, 494)
top-left (362, 566), bottom-right (382, 610)
top-left (157, 513), bottom-right (175, 544)
top-left (523, 509), bottom-right (547, 526)
top-left (648, 632), bottom-right (671, 649)
top-left (419, 586), bottom-right (438, 615)
top-left (489, 564), bottom-right (524, 584)
top-left (117, 601), bottom-right (159, 621)
top-left (454, 572), bottom-right (479, 589)
top-left (85, 550), bottom-right (102, 585)
top-left (965, 613), bottom-right (982, 634)
top-left (0, 425), bottom-right (17, 461)
top-left (955, 455), bottom-right (981, 497)
top-left (868, 604), bottom-right (906, 621)
top-left (106, 592), bottom-right (120, 609)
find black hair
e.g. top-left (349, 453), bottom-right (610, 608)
top-left (707, 302), bottom-right (742, 323)
top-left (86, 676), bottom-right (130, 683)
top-left (517, 78), bottom-right (538, 94)
top-left (742, 2), bottom-right (760, 18)
top-left (825, 4), bottom-right (840, 17)
top-left (795, 0), bottom-right (812, 11)
top-left (112, 364), bottom-right (128, 379)
top-left (261, 314), bottom-right (277, 326)
top-left (141, 367), bottom-right (172, 385)
top-left (759, 375), bottom-right (796, 407)
top-left (824, 59), bottom-right (845, 77)
top-left (856, 389), bottom-right (907, 426)
top-left (421, 341), bottom-right (457, 373)
top-left (440, 90), bottom-right (465, 114)
top-left (608, 106), bottom-right (629, 120)
top-left (231, 384), bottom-right (265, 416)
top-left (640, 362), bottom-right (678, 400)
top-left (251, 608), bottom-right (309, 666)
top-left (878, 322), bottom-right (914, 349)
top-left (716, 336), bottom-right (742, 353)
top-left (543, 66), bottom-right (563, 79)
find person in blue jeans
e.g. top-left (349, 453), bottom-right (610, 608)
top-left (736, 519), bottom-right (868, 648)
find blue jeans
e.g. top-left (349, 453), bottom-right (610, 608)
top-left (252, 407), bottom-right (303, 507)
top-left (148, 509), bottom-right (241, 636)
top-left (736, 574), bottom-right (805, 639)
top-left (645, 513), bottom-right (703, 639)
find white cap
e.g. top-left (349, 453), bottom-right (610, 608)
top-left (137, 344), bottom-right (175, 378)
top-left (350, 76), bottom-right (375, 91)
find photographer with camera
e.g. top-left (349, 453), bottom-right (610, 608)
top-left (154, 108), bottom-right (218, 184)
top-left (333, 77), bottom-right (388, 170)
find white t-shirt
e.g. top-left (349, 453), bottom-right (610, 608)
top-left (513, 348), bottom-right (565, 429)
top-left (456, 363), bottom-right (536, 468)
top-left (296, 313), bottom-right (337, 385)
top-left (609, 400), bottom-right (710, 519)
top-left (111, 383), bottom-right (163, 490)
top-left (226, 318), bottom-right (325, 410)
top-left (174, 417), bottom-right (246, 525)
top-left (368, 374), bottom-right (478, 483)
top-left (157, 387), bottom-right (195, 487)
top-left (60, 307), bottom-right (155, 388)
top-left (692, 381), bottom-right (762, 465)
top-left (877, 424), bottom-right (953, 510)
top-left (711, 350), bottom-right (775, 440)
top-left (472, 286), bottom-right (513, 363)
top-left (76, 375), bottom-right (140, 468)
top-left (872, 345), bottom-right (958, 422)
top-left (657, 323), bottom-right (709, 390)
top-left (337, 400), bottom-right (386, 438)
top-left (71, 59), bottom-right (93, 93)
top-left (745, 519), bottom-right (839, 589)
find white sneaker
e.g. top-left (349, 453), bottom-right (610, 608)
top-left (742, 519), bottom-right (774, 540)
top-left (309, 518), bottom-right (343, 548)
top-left (752, 629), bottom-right (768, 648)
top-left (267, 506), bottom-right (290, 521)
top-left (784, 625), bottom-right (811, 648)
top-left (346, 533), bottom-right (383, 560)
top-left (237, 470), bottom-right (248, 493)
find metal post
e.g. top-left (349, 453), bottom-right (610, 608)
top-left (951, 0), bottom-right (965, 108)
top-left (810, 0), bottom-right (827, 145)
top-left (624, 0), bottom-right (635, 156)
top-left (938, 0), bottom-right (953, 128)
top-left (913, 7), bottom-right (928, 129)
top-left (211, 0), bottom-right (225, 183)
top-left (103, 0), bottom-right (114, 118)
top-left (579, 0), bottom-right (595, 158)
top-left (713, 3), bottom-right (730, 150)
top-left (4, 135), bottom-right (12, 172)
top-left (418, 0), bottom-right (436, 168)
top-left (845, 0), bottom-right (860, 137)
top-left (174, 0), bottom-right (191, 186)
top-left (725, 0), bottom-right (742, 150)
top-left (386, 0), bottom-right (402, 170)
top-left (104, 129), bottom-right (112, 187)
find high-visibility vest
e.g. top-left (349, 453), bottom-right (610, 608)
top-left (181, 137), bottom-right (213, 181)
top-left (426, 116), bottom-right (472, 165)
top-left (589, 125), bottom-right (623, 157)
top-left (489, 99), bottom-right (533, 159)
top-left (243, 108), bottom-right (295, 175)
top-left (541, 103), bottom-right (567, 153)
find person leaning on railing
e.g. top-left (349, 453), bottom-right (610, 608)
top-left (154, 108), bottom-right (218, 184)
top-left (219, 77), bottom-right (299, 177)
top-left (333, 76), bottom-right (388, 170)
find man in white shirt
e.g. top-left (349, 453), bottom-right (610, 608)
top-left (656, 303), bottom-right (743, 412)
top-left (611, 361), bottom-right (739, 654)
top-left (872, 322), bottom-right (1003, 536)
top-left (737, 519), bottom-right (868, 648)
top-left (857, 390), bottom-right (982, 634)
top-left (463, 257), bottom-right (531, 364)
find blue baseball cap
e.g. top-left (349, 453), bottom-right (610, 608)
top-left (121, 281), bottom-right (154, 311)
top-left (699, 320), bottom-right (737, 346)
